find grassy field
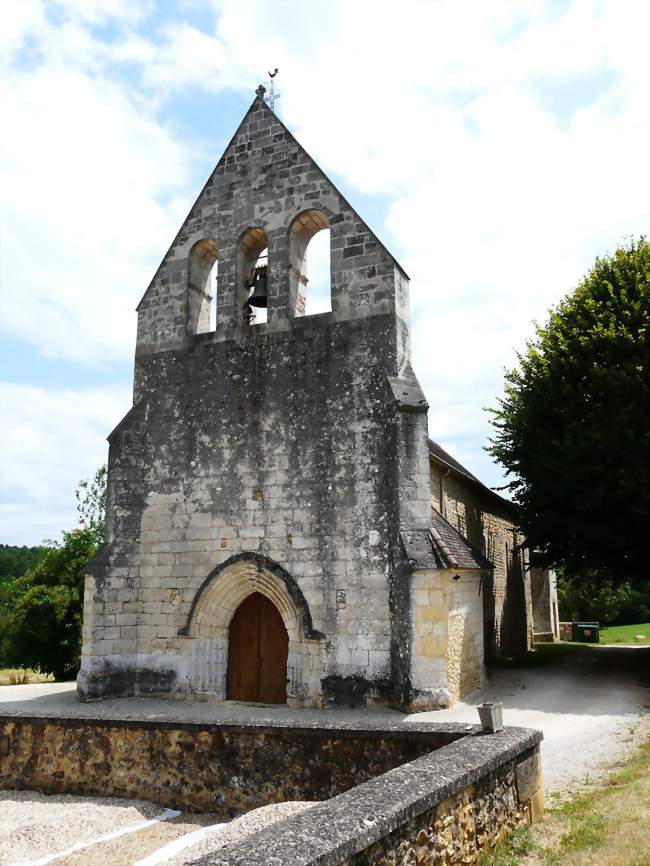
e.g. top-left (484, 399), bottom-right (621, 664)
top-left (0, 668), bottom-right (53, 685)
top-left (493, 642), bottom-right (584, 668)
top-left (600, 622), bottom-right (650, 644)
top-left (481, 736), bottom-right (650, 866)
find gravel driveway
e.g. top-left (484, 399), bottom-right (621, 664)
top-left (408, 644), bottom-right (650, 791)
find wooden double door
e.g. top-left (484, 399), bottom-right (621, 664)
top-left (226, 592), bottom-right (289, 704)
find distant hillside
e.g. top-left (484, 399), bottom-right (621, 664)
top-left (0, 544), bottom-right (48, 581)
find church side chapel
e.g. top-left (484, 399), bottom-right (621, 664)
top-left (79, 87), bottom-right (539, 711)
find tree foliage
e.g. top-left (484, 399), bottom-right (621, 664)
top-left (488, 238), bottom-right (650, 582)
top-left (0, 544), bottom-right (47, 582)
top-left (75, 464), bottom-right (107, 547)
top-left (0, 466), bottom-right (107, 678)
top-left (557, 572), bottom-right (650, 625)
top-left (0, 529), bottom-right (97, 679)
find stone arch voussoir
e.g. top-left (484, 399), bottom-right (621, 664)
top-left (179, 552), bottom-right (323, 643)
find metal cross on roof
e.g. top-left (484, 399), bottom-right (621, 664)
top-left (266, 68), bottom-right (281, 112)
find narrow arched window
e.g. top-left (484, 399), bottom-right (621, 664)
top-left (239, 227), bottom-right (269, 325)
top-left (289, 210), bottom-right (331, 316)
top-left (188, 239), bottom-right (218, 334)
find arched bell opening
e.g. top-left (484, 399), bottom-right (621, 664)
top-left (239, 227), bottom-right (269, 325)
top-left (226, 592), bottom-right (288, 704)
top-left (188, 239), bottom-right (219, 334)
top-left (289, 209), bottom-right (331, 317)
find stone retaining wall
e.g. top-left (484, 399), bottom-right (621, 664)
top-left (0, 716), bottom-right (460, 816)
top-left (198, 728), bottom-right (543, 866)
top-left (0, 716), bottom-right (542, 865)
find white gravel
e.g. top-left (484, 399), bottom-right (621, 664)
top-left (0, 790), bottom-right (163, 866)
top-left (0, 792), bottom-right (312, 866)
top-left (167, 801), bottom-right (314, 866)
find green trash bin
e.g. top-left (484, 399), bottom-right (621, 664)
top-left (573, 622), bottom-right (599, 643)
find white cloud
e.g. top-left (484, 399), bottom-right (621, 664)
top-left (0, 381), bottom-right (132, 545)
top-left (0, 37), bottom-right (193, 363)
top-left (0, 0), bottom-right (47, 62)
top-left (1, 0), bottom-right (648, 540)
top-left (54, 0), bottom-right (154, 26)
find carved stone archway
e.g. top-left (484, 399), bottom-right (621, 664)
top-left (179, 553), bottom-right (325, 707)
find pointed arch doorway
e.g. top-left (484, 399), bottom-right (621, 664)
top-left (226, 592), bottom-right (289, 704)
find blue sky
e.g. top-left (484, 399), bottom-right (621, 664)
top-left (1, 0), bottom-right (648, 545)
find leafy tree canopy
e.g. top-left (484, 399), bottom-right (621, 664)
top-left (75, 465), bottom-right (107, 547)
top-left (0, 528), bottom-right (97, 679)
top-left (0, 466), bottom-right (107, 678)
top-left (488, 238), bottom-right (649, 583)
top-left (557, 573), bottom-right (650, 625)
top-left (0, 544), bottom-right (47, 582)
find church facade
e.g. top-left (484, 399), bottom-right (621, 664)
top-left (78, 90), bottom-right (537, 710)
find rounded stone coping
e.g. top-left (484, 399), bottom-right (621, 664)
top-left (191, 727), bottom-right (543, 866)
top-left (0, 711), bottom-right (477, 742)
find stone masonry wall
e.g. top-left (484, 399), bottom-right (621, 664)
top-left (0, 717), bottom-right (460, 816)
top-left (0, 717), bottom-right (542, 866)
top-left (80, 93), bottom-right (433, 707)
top-left (430, 464), bottom-right (533, 659)
top-left (341, 765), bottom-right (528, 866)
top-left (530, 567), bottom-right (559, 639)
top-left (80, 314), bottom-right (430, 706)
top-left (409, 569), bottom-right (484, 710)
top-left (194, 726), bottom-right (543, 866)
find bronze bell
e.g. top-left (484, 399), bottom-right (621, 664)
top-left (248, 265), bottom-right (268, 308)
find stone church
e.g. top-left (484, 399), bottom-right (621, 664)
top-left (79, 88), bottom-right (550, 710)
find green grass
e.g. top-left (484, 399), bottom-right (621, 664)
top-left (491, 641), bottom-right (585, 669)
top-left (479, 826), bottom-right (534, 866)
top-left (600, 622), bottom-right (650, 644)
top-left (481, 738), bottom-right (650, 866)
top-left (491, 624), bottom-right (650, 671)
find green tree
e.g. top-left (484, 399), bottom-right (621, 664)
top-left (488, 238), bottom-right (650, 583)
top-left (0, 545), bottom-right (47, 582)
top-left (557, 572), bottom-right (650, 624)
top-left (0, 529), bottom-right (97, 679)
top-left (0, 467), bottom-right (107, 678)
top-left (75, 464), bottom-right (107, 547)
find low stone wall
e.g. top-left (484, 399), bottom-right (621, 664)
top-left (0, 715), bottom-right (542, 865)
top-left (0, 716), bottom-right (461, 816)
top-left (199, 729), bottom-right (543, 866)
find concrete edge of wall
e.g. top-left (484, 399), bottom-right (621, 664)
top-left (193, 727), bottom-right (543, 866)
top-left (0, 711), bottom-right (472, 740)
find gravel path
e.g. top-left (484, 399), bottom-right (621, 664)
top-left (166, 802), bottom-right (314, 866)
top-left (53, 813), bottom-right (216, 866)
top-left (0, 793), bottom-right (312, 866)
top-left (410, 645), bottom-right (650, 791)
top-left (0, 790), bottom-right (164, 865)
top-left (0, 682), bottom-right (404, 728)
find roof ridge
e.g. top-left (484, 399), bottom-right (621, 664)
top-left (430, 507), bottom-right (493, 571)
top-left (427, 526), bottom-right (459, 569)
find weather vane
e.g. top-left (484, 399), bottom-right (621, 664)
top-left (266, 68), bottom-right (281, 112)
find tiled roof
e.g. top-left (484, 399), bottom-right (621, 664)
top-left (430, 509), bottom-right (493, 570)
top-left (400, 509), bottom-right (493, 572)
